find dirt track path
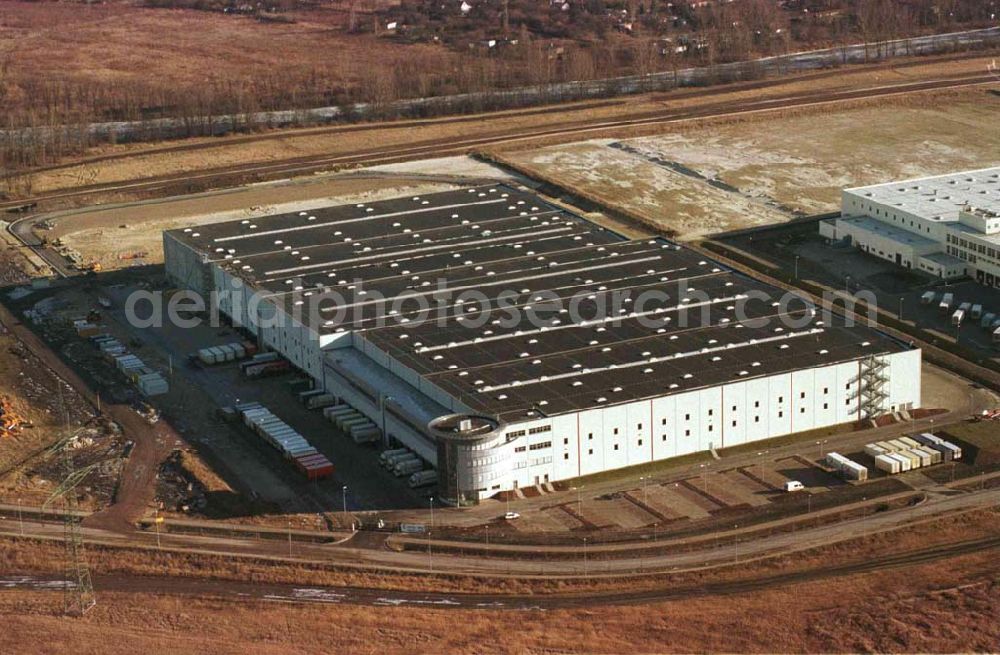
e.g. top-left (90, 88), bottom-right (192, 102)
top-left (0, 300), bottom-right (181, 531)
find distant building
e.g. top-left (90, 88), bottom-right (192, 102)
top-left (820, 167), bottom-right (1000, 286)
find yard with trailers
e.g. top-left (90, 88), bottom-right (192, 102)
top-left (2, 258), bottom-right (997, 541)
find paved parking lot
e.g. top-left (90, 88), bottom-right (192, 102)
top-left (723, 224), bottom-right (1000, 362)
top-left (95, 280), bottom-right (429, 513)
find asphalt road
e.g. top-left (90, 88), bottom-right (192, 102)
top-left (2, 483), bottom-right (998, 579)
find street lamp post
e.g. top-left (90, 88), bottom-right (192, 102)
top-left (342, 485), bottom-right (351, 531)
top-left (17, 497), bottom-right (23, 537)
top-left (429, 496), bottom-right (435, 531)
top-left (898, 297), bottom-right (904, 321)
top-left (794, 255), bottom-right (800, 280)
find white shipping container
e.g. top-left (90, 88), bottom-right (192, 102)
top-left (915, 446), bottom-right (941, 465)
top-left (305, 394), bottom-right (337, 410)
top-left (380, 448), bottom-right (410, 463)
top-left (875, 454), bottom-right (901, 474)
top-left (336, 414), bottom-right (366, 429)
top-left (385, 453), bottom-right (419, 468)
top-left (908, 448), bottom-right (931, 468)
top-left (323, 405), bottom-right (351, 418)
top-left (887, 439), bottom-right (911, 452)
top-left (887, 452), bottom-right (912, 472)
top-left (394, 459), bottom-right (423, 476)
top-left (352, 431), bottom-right (381, 444)
top-left (864, 443), bottom-right (886, 458)
top-left (408, 470), bottom-right (438, 488)
top-left (843, 462), bottom-right (868, 481)
top-left (939, 440), bottom-right (962, 460)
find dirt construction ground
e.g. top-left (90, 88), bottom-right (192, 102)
top-left (497, 85), bottom-right (1000, 239)
top-left (44, 175), bottom-right (467, 271)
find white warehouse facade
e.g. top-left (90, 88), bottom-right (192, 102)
top-left (166, 184), bottom-right (921, 505)
top-left (820, 166), bottom-right (1000, 285)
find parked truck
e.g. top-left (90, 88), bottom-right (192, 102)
top-left (304, 393), bottom-right (337, 410)
top-left (384, 452), bottom-right (418, 470)
top-left (380, 448), bottom-right (410, 463)
top-left (951, 309), bottom-right (965, 326)
top-left (408, 470), bottom-right (438, 488)
top-left (939, 293), bottom-right (954, 312)
top-left (394, 459), bottom-right (424, 477)
top-left (920, 291), bottom-right (937, 305)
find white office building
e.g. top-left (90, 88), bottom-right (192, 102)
top-left (820, 166), bottom-right (1000, 285)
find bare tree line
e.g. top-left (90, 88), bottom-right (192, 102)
top-left (1, 0), bottom-right (998, 198)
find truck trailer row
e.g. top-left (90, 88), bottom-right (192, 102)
top-left (91, 334), bottom-right (169, 397)
top-left (864, 433), bottom-right (961, 475)
top-left (235, 402), bottom-right (334, 480)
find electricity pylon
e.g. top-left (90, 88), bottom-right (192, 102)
top-left (42, 429), bottom-right (99, 616)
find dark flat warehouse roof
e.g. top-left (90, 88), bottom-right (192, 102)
top-left (167, 184), bottom-right (912, 422)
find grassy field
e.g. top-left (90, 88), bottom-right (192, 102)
top-left (498, 84), bottom-right (1000, 239)
top-left (0, 0), bottom-right (420, 110)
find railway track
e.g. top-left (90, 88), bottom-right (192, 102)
top-left (4, 534), bottom-right (998, 608)
top-left (2, 71), bottom-right (997, 213)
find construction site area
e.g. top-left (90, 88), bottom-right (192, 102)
top-left (0, 43), bottom-right (998, 655)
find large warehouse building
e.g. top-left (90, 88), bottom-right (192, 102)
top-left (166, 184), bottom-right (921, 504)
top-left (820, 166), bottom-right (1000, 285)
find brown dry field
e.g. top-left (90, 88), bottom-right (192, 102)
top-left (1, 547), bottom-right (998, 654)
top-left (497, 85), bottom-right (1000, 239)
top-left (0, 0), bottom-right (416, 104)
top-left (23, 54), bottom-right (999, 195)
